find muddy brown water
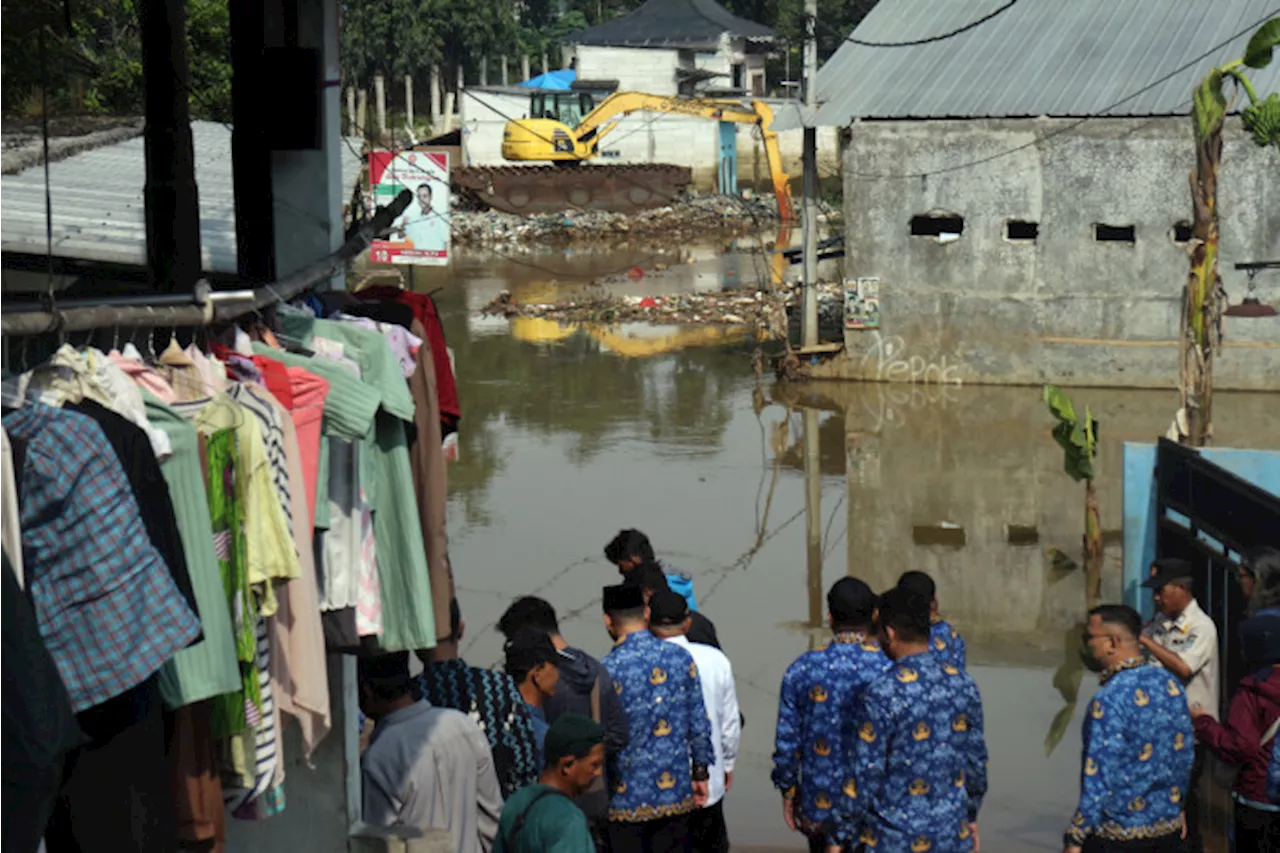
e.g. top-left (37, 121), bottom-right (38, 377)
top-left (364, 244), bottom-right (1279, 851)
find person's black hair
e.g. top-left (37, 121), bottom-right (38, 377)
top-left (876, 586), bottom-right (931, 643)
top-left (1088, 604), bottom-right (1143, 641)
top-left (897, 570), bottom-right (936, 602)
top-left (623, 561), bottom-right (669, 595)
top-left (604, 529), bottom-right (655, 564)
top-left (498, 596), bottom-right (560, 638)
top-left (358, 652), bottom-right (413, 700)
top-left (417, 182), bottom-right (432, 195)
top-left (828, 577), bottom-right (876, 629)
top-left (1246, 548), bottom-right (1280, 614)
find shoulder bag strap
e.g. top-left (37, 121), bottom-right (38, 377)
top-left (1262, 715), bottom-right (1280, 748)
top-left (505, 789), bottom-right (570, 853)
top-left (590, 674), bottom-right (601, 724)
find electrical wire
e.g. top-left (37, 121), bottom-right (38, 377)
top-left (834, 9), bottom-right (1279, 181)
top-left (834, 0), bottom-right (1021, 48)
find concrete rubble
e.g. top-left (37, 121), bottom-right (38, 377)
top-left (480, 279), bottom-right (846, 328)
top-left (451, 193), bottom-right (782, 248)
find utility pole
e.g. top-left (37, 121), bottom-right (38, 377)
top-left (803, 406), bottom-right (823, 649)
top-left (800, 0), bottom-right (819, 348)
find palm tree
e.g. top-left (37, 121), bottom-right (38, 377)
top-left (1174, 18), bottom-right (1279, 446)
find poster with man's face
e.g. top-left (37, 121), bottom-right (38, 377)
top-left (369, 150), bottom-right (450, 266)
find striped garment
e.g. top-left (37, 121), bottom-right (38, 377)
top-left (414, 659), bottom-right (540, 798)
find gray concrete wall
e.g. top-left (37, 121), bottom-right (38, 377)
top-left (833, 118), bottom-right (1280, 390)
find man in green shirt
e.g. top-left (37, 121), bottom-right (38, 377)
top-left (495, 714), bottom-right (606, 853)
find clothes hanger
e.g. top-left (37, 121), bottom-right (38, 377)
top-left (159, 328), bottom-right (195, 367)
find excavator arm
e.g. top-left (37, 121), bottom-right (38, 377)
top-left (572, 92), bottom-right (794, 223)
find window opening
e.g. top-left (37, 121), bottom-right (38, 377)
top-left (1172, 221), bottom-right (1192, 243)
top-left (1006, 220), bottom-right (1039, 242)
top-left (1095, 223), bottom-right (1135, 243)
top-left (910, 213), bottom-right (964, 241)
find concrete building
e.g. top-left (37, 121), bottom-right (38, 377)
top-left (782, 0), bottom-right (1280, 390)
top-left (568, 0), bottom-right (775, 97)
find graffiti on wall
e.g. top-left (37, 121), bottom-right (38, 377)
top-left (853, 332), bottom-right (965, 386)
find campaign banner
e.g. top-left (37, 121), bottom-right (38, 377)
top-left (369, 150), bottom-right (450, 266)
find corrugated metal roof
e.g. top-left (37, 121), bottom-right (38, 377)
top-left (1, 121), bottom-right (365, 274)
top-left (784, 0), bottom-right (1280, 128)
top-left (570, 0), bottom-right (775, 49)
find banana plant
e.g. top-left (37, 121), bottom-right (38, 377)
top-left (1175, 18), bottom-right (1280, 447)
top-left (1043, 385), bottom-right (1102, 610)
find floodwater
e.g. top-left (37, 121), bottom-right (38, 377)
top-left (381, 243), bottom-right (1279, 851)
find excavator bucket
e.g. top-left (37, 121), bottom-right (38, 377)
top-left (453, 164), bottom-right (693, 215)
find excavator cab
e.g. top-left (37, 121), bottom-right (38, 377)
top-left (502, 91), bottom-right (598, 162)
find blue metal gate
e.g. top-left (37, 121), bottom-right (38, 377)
top-left (718, 122), bottom-right (738, 196)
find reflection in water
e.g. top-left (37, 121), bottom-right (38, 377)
top-left (400, 245), bottom-right (1279, 851)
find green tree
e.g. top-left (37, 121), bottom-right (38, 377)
top-left (1043, 385), bottom-right (1102, 610)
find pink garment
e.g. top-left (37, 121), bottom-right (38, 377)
top-left (109, 350), bottom-right (177, 403)
top-left (253, 386), bottom-right (331, 761)
top-left (284, 367), bottom-right (328, 528)
top-left (355, 482), bottom-right (382, 637)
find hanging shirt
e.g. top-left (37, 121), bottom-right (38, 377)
top-left (930, 616), bottom-right (968, 670)
top-left (772, 632), bottom-right (890, 831)
top-left (1, 426), bottom-right (23, 587)
top-left (171, 394), bottom-right (300, 617)
top-left (415, 659), bottom-right (542, 799)
top-left (1064, 658), bottom-right (1194, 848)
top-left (2, 404), bottom-right (201, 712)
top-left (142, 397), bottom-right (242, 711)
top-left (831, 652), bottom-right (988, 853)
top-left (603, 630), bottom-right (715, 824)
top-left (664, 634), bottom-right (740, 807)
top-left (356, 287), bottom-right (460, 422)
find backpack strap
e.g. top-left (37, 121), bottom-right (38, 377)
top-left (590, 674), bottom-right (601, 724)
top-left (505, 788), bottom-right (570, 852)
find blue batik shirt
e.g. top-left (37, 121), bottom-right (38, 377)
top-left (772, 632), bottom-right (890, 830)
top-left (930, 617), bottom-right (967, 670)
top-left (604, 630), bottom-right (715, 823)
top-left (1064, 658), bottom-right (1194, 847)
top-left (832, 651), bottom-right (988, 853)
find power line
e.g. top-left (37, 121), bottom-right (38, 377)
top-left (840, 9), bottom-right (1280, 181)
top-left (836, 0), bottom-right (1021, 48)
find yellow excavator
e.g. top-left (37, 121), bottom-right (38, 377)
top-left (453, 90), bottom-right (794, 222)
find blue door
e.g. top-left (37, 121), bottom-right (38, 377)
top-left (718, 122), bottom-right (738, 196)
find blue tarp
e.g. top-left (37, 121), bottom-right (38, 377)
top-left (518, 69), bottom-right (576, 90)
top-left (1122, 443), bottom-right (1280, 619)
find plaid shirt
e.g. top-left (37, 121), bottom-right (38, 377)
top-left (3, 405), bottom-right (201, 712)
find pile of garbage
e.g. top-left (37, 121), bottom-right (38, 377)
top-left (480, 278), bottom-right (846, 329)
top-left (451, 194), bottom-right (780, 249)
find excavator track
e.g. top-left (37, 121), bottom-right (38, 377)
top-left (452, 164), bottom-right (692, 215)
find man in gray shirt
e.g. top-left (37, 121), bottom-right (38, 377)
top-left (359, 652), bottom-right (503, 853)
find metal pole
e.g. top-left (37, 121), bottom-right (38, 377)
top-left (801, 0), bottom-right (819, 348)
top-left (804, 407), bottom-right (823, 646)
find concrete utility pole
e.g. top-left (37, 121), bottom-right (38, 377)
top-left (501, 55), bottom-right (509, 86)
top-left (429, 64), bottom-right (441, 133)
top-left (803, 407), bottom-right (823, 647)
top-left (374, 74), bottom-right (387, 140)
top-left (405, 75), bottom-right (414, 134)
top-left (800, 0), bottom-right (820, 348)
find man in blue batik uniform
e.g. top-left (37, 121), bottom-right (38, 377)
top-left (899, 571), bottom-right (967, 670)
top-left (830, 585), bottom-right (988, 853)
top-left (772, 578), bottom-right (889, 853)
top-left (1064, 604), bottom-right (1193, 853)
top-left (602, 584), bottom-right (715, 853)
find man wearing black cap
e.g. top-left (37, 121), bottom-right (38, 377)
top-left (650, 589), bottom-right (740, 853)
top-left (627, 562), bottom-right (722, 650)
top-left (602, 583), bottom-right (715, 853)
top-left (771, 578), bottom-right (888, 853)
top-left (1140, 557), bottom-right (1220, 851)
top-left (504, 628), bottom-right (563, 768)
top-left (495, 714), bottom-right (608, 853)
top-left (358, 652), bottom-right (502, 853)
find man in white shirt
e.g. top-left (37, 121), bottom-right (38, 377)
top-left (649, 588), bottom-right (740, 853)
top-left (393, 183), bottom-right (449, 256)
top-left (359, 652), bottom-right (503, 853)
top-left (1140, 557), bottom-right (1221, 853)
